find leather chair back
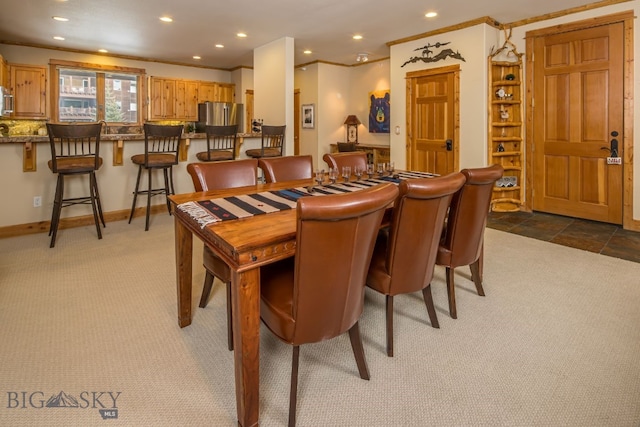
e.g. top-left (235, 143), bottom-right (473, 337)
top-left (322, 152), bottom-right (368, 171)
top-left (380, 173), bottom-right (466, 295)
top-left (186, 159), bottom-right (258, 192)
top-left (439, 164), bottom-right (504, 267)
top-left (290, 183), bottom-right (398, 344)
top-left (258, 155), bottom-right (313, 183)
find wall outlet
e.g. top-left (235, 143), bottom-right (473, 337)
top-left (33, 196), bottom-right (42, 207)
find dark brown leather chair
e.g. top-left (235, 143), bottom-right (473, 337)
top-left (260, 183), bottom-right (399, 427)
top-left (366, 172), bottom-right (466, 356)
top-left (186, 159), bottom-right (259, 351)
top-left (245, 124), bottom-right (286, 158)
top-left (322, 151), bottom-right (368, 172)
top-left (46, 123), bottom-right (105, 248)
top-left (258, 155), bottom-right (313, 183)
top-left (195, 124), bottom-right (238, 162)
top-left (436, 164), bottom-right (504, 319)
top-left (128, 123), bottom-right (182, 231)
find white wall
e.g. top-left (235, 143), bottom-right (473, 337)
top-left (253, 37), bottom-right (294, 155)
top-left (295, 64), bottom-right (320, 166)
top-left (390, 24), bottom-right (494, 171)
top-left (348, 60), bottom-right (391, 147)
top-left (317, 63), bottom-right (351, 164)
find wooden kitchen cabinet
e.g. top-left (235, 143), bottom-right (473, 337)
top-left (176, 80), bottom-right (198, 120)
top-left (10, 64), bottom-right (47, 119)
top-left (149, 77), bottom-right (235, 120)
top-left (197, 82), bottom-right (235, 103)
top-left (0, 55), bottom-right (8, 88)
top-left (217, 83), bottom-right (235, 102)
top-left (149, 77), bottom-right (176, 120)
top-left (197, 82), bottom-right (218, 103)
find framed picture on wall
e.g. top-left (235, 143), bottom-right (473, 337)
top-left (302, 104), bottom-right (315, 129)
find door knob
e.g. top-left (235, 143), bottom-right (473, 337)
top-left (445, 139), bottom-right (452, 151)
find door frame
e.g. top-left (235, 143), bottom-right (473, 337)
top-left (405, 64), bottom-right (460, 173)
top-left (525, 11), bottom-right (637, 230)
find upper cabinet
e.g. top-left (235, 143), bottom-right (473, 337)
top-left (176, 80), bottom-right (198, 120)
top-left (197, 82), bottom-right (217, 104)
top-left (217, 83), bottom-right (235, 103)
top-left (149, 76), bottom-right (235, 121)
top-left (10, 64), bottom-right (47, 119)
top-left (197, 82), bottom-right (235, 103)
top-left (0, 55), bottom-right (8, 88)
top-left (149, 77), bottom-right (176, 120)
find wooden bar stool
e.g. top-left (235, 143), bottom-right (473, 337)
top-left (245, 125), bottom-right (286, 159)
top-left (195, 124), bottom-right (238, 162)
top-left (128, 123), bottom-right (182, 231)
top-left (46, 122), bottom-right (105, 248)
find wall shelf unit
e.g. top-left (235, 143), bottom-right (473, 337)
top-left (488, 35), bottom-right (523, 213)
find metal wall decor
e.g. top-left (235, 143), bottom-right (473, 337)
top-left (401, 41), bottom-right (466, 67)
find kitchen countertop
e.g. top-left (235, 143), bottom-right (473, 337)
top-left (0, 132), bottom-right (262, 144)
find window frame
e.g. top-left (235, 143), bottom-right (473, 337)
top-left (49, 59), bottom-right (146, 125)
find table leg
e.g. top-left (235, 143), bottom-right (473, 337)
top-left (231, 267), bottom-right (261, 427)
top-left (175, 216), bottom-right (193, 328)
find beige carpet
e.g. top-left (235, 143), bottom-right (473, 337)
top-left (1, 214), bottom-right (639, 427)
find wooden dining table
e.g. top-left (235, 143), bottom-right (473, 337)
top-left (169, 171), bottom-right (434, 426)
top-left (170, 178), bottom-right (316, 427)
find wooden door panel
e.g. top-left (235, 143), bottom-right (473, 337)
top-left (533, 22), bottom-right (623, 224)
top-left (408, 70), bottom-right (456, 174)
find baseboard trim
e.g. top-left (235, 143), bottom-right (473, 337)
top-left (0, 205), bottom-right (170, 239)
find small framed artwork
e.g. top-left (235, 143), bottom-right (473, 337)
top-left (302, 104), bottom-right (315, 129)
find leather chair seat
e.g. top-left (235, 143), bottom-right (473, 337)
top-left (260, 258), bottom-right (296, 342)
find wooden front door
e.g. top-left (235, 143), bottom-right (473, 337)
top-left (406, 65), bottom-right (459, 175)
top-left (294, 89), bottom-right (300, 155)
top-left (531, 21), bottom-right (624, 224)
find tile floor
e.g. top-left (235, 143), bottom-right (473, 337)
top-left (487, 210), bottom-right (640, 263)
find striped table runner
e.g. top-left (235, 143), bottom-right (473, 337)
top-left (178, 171), bottom-right (437, 228)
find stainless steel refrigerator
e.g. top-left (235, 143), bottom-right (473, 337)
top-left (196, 102), bottom-right (243, 132)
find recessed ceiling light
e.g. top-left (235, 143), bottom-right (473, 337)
top-left (98, 49), bottom-right (108, 53)
top-left (53, 36), bottom-right (65, 41)
top-left (159, 16), bottom-right (173, 23)
top-left (303, 50), bottom-right (312, 55)
top-left (425, 11), bottom-right (438, 18)
top-left (353, 35), bottom-right (363, 40)
top-left (193, 56), bottom-right (201, 60)
top-left (215, 44), bottom-right (224, 48)
top-left (237, 32), bottom-right (247, 38)
top-left (52, 16), bottom-right (69, 22)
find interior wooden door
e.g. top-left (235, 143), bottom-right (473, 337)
top-left (532, 22), bottom-right (623, 224)
top-left (406, 65), bottom-right (459, 175)
top-left (294, 90), bottom-right (300, 155)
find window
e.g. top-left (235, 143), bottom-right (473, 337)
top-left (51, 60), bottom-right (145, 124)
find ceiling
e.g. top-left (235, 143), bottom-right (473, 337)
top-left (0, 0), bottom-right (602, 70)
